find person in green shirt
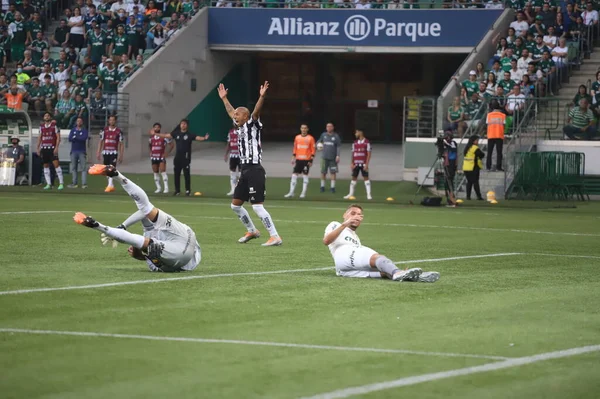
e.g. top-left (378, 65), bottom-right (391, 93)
top-left (9, 12), bottom-right (26, 63)
top-left (28, 31), bottom-right (48, 63)
top-left (118, 63), bottom-right (131, 83)
top-left (99, 58), bottom-right (119, 113)
top-left (500, 48), bottom-right (516, 72)
top-left (464, 93), bottom-right (485, 130)
top-left (84, 65), bottom-right (100, 93)
top-left (3, 4), bottom-right (15, 24)
top-left (104, 21), bottom-right (115, 44)
top-left (0, 46), bottom-right (6, 69)
top-left (531, 36), bottom-right (549, 62)
top-left (498, 71), bottom-right (517, 94)
top-left (191, 0), bottom-right (201, 16)
top-left (87, 24), bottom-right (107, 65)
top-left (125, 19), bottom-right (141, 59)
top-left (538, 50), bottom-right (557, 94)
top-left (181, 0), bottom-right (193, 14)
top-left (37, 48), bottom-right (54, 72)
top-left (528, 15), bottom-right (546, 37)
top-left (69, 93), bottom-right (87, 128)
top-left (165, 0), bottom-right (182, 15)
top-left (110, 25), bottom-right (129, 63)
top-left (455, 71), bottom-right (480, 98)
top-left (26, 77), bottom-right (44, 114)
top-left (73, 76), bottom-right (87, 98)
top-left (26, 12), bottom-right (42, 45)
top-left (572, 85), bottom-right (593, 109)
top-left (446, 96), bottom-right (466, 135)
top-left (42, 74), bottom-right (57, 112)
top-left (54, 89), bottom-right (75, 128)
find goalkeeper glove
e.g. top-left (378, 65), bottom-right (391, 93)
top-left (100, 233), bottom-right (119, 248)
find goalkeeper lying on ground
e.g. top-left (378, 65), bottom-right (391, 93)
top-left (74, 164), bottom-right (201, 272)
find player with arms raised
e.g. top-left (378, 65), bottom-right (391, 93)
top-left (74, 164), bottom-right (201, 272)
top-left (96, 115), bottom-right (124, 192)
top-left (149, 122), bottom-right (174, 194)
top-left (284, 124), bottom-right (315, 199)
top-left (323, 204), bottom-right (440, 282)
top-left (218, 81), bottom-right (282, 246)
top-left (344, 128), bottom-right (372, 200)
top-left (224, 125), bottom-right (240, 196)
top-left (37, 112), bottom-right (65, 190)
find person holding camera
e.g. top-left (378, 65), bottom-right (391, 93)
top-left (442, 130), bottom-right (458, 188)
top-left (462, 135), bottom-right (485, 201)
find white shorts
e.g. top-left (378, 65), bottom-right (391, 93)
top-left (144, 209), bottom-right (201, 272)
top-left (333, 246), bottom-right (380, 278)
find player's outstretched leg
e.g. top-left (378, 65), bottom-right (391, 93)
top-left (252, 204), bottom-right (282, 246)
top-left (373, 255), bottom-right (422, 281)
top-left (89, 164), bottom-right (154, 216)
top-left (73, 212), bottom-right (147, 249)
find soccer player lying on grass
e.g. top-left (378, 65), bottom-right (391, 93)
top-left (324, 204), bottom-right (440, 282)
top-left (73, 165), bottom-right (201, 272)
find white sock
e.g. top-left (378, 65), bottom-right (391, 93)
top-left (229, 171), bottom-right (237, 191)
top-left (331, 180), bottom-right (336, 189)
top-left (94, 222), bottom-right (146, 249)
top-left (43, 167), bottom-right (51, 185)
top-left (231, 203), bottom-right (257, 233)
top-left (153, 173), bottom-right (161, 190)
top-left (115, 172), bottom-right (154, 215)
top-left (161, 172), bottom-right (169, 191)
top-left (252, 204), bottom-right (279, 237)
top-left (289, 174), bottom-right (297, 194)
top-left (348, 180), bottom-right (357, 196)
top-left (320, 179), bottom-right (325, 188)
top-left (122, 210), bottom-right (146, 229)
top-left (364, 180), bottom-right (372, 196)
top-left (301, 175), bottom-right (309, 196)
top-left (107, 177), bottom-right (114, 187)
top-left (55, 165), bottom-right (64, 184)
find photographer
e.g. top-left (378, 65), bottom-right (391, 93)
top-left (435, 131), bottom-right (457, 206)
top-left (462, 135), bottom-right (485, 201)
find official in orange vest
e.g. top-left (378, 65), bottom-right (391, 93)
top-left (486, 100), bottom-right (506, 172)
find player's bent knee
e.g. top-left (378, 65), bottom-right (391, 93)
top-left (369, 253), bottom-right (381, 268)
top-left (231, 198), bottom-right (244, 206)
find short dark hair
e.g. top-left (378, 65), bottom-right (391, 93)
top-left (109, 115), bottom-right (117, 120)
top-left (347, 204), bottom-right (363, 211)
top-left (153, 122), bottom-right (161, 128)
top-left (180, 118), bottom-right (189, 124)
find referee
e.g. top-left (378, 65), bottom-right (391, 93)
top-left (151, 119), bottom-right (210, 196)
top-left (218, 81), bottom-right (282, 247)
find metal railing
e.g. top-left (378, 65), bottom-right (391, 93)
top-left (402, 96), bottom-right (437, 138)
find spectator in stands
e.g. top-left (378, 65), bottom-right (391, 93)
top-left (73, 76), bottom-right (87, 97)
top-left (166, 0), bottom-right (182, 15)
top-left (459, 86), bottom-right (469, 108)
top-left (134, 54), bottom-right (144, 70)
top-left (147, 22), bottom-right (165, 49)
top-left (27, 77), bottom-right (44, 114)
top-left (98, 0), bottom-right (112, 23)
top-left (501, 48), bottom-right (516, 72)
top-left (571, 85), bottom-right (592, 107)
top-left (54, 51), bottom-right (71, 72)
top-left (485, 73), bottom-right (497, 96)
top-left (539, 3), bottom-right (556, 28)
top-left (543, 26), bottom-right (558, 49)
top-left (15, 63), bottom-right (31, 86)
top-left (582, 2), bottom-right (599, 28)
top-left (87, 23), bottom-right (108, 65)
top-left (119, 63), bottom-right (132, 82)
top-left (70, 92), bottom-right (87, 128)
top-left (509, 59), bottom-right (523, 83)
top-left (465, 93), bottom-right (485, 130)
top-left (89, 89), bottom-right (107, 123)
top-left (446, 96), bottom-right (466, 136)
top-left (453, 70), bottom-right (479, 98)
top-left (590, 71), bottom-right (600, 110)
top-left (85, 5), bottom-right (101, 31)
top-left (517, 49), bottom-right (533, 73)
top-left (512, 37), bottom-right (525, 58)
top-left (498, 71), bottom-right (516, 94)
top-left (489, 60), bottom-right (503, 79)
top-left (564, 98), bottom-right (597, 140)
top-left (520, 74), bottom-right (536, 97)
top-left (68, 7), bottom-right (85, 50)
top-left (117, 54), bottom-right (132, 73)
top-left (476, 81), bottom-right (490, 102)
top-left (85, 64), bottom-right (100, 92)
top-left (18, 0), bottom-right (35, 22)
top-left (54, 62), bottom-right (69, 91)
top-left (110, 24), bottom-right (129, 65)
top-left (510, 11), bottom-right (530, 36)
top-left (490, 86), bottom-right (506, 111)
top-left (0, 74), bottom-right (9, 98)
top-left (529, 15), bottom-right (546, 38)
top-left (506, 27), bottom-right (517, 45)
top-left (505, 84), bottom-right (527, 124)
top-left (191, 0), bottom-right (201, 15)
top-left (475, 62), bottom-right (486, 82)
top-left (553, 11), bottom-right (568, 38)
top-left (532, 35), bottom-right (549, 61)
top-left (28, 32), bottom-right (48, 63)
top-left (21, 51), bottom-right (37, 76)
top-left (66, 45), bottom-right (79, 66)
top-left (489, 35), bottom-right (509, 68)
top-left (55, 89), bottom-right (76, 128)
top-left (485, 0), bottom-right (503, 9)
top-left (539, 50), bottom-right (557, 93)
top-left (9, 12), bottom-right (27, 63)
top-left (5, 85), bottom-right (25, 110)
top-left (38, 49), bottom-right (54, 70)
top-left (99, 58), bottom-right (118, 112)
top-left (110, 0), bottom-right (127, 18)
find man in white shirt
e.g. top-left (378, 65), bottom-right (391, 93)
top-left (110, 0), bottom-right (127, 16)
top-left (510, 12), bottom-right (530, 37)
top-left (552, 37), bottom-right (569, 66)
top-left (517, 49), bottom-right (534, 74)
top-left (543, 26), bottom-right (557, 50)
top-left (323, 204), bottom-right (440, 282)
top-left (485, 0), bottom-right (503, 9)
top-left (582, 2), bottom-right (599, 27)
top-left (355, 0), bottom-right (371, 9)
top-left (506, 85), bottom-right (527, 116)
top-left (509, 59), bottom-right (523, 84)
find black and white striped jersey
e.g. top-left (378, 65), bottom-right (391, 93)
top-left (235, 118), bottom-right (262, 165)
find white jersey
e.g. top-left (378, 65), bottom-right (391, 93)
top-left (325, 221), bottom-right (362, 257)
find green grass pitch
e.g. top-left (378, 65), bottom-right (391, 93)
top-left (1, 174), bottom-right (599, 399)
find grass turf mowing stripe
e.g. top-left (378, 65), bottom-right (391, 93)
top-left (0, 328), bottom-right (510, 360)
top-left (301, 344), bottom-right (600, 399)
top-left (2, 210), bottom-right (598, 237)
top-left (0, 253), bottom-right (520, 296)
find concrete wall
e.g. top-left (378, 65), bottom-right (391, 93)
top-left (436, 8), bottom-right (515, 130)
top-left (120, 8), bottom-right (246, 163)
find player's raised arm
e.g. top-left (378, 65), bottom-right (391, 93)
top-left (194, 133), bottom-right (210, 142)
top-left (218, 83), bottom-right (235, 119)
top-left (323, 218), bottom-right (359, 246)
top-left (251, 81), bottom-right (269, 121)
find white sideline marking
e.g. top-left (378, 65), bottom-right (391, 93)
top-left (1, 210), bottom-right (598, 238)
top-left (529, 253), bottom-right (600, 260)
top-left (0, 253), bottom-right (519, 296)
top-left (0, 328), bottom-right (509, 361)
top-left (301, 344), bottom-right (600, 399)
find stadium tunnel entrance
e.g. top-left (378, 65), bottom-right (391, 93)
top-left (185, 52), bottom-right (466, 144)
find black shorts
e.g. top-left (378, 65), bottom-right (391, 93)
top-left (293, 160), bottom-right (311, 175)
top-left (229, 157), bottom-right (241, 172)
top-left (234, 164), bottom-right (266, 204)
top-left (352, 164), bottom-right (369, 178)
top-left (151, 158), bottom-right (166, 166)
top-left (40, 148), bottom-right (58, 164)
top-left (103, 154), bottom-right (118, 166)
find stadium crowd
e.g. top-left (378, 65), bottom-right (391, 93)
top-left (0, 0), bottom-right (203, 127)
top-left (447, 0), bottom-right (600, 141)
